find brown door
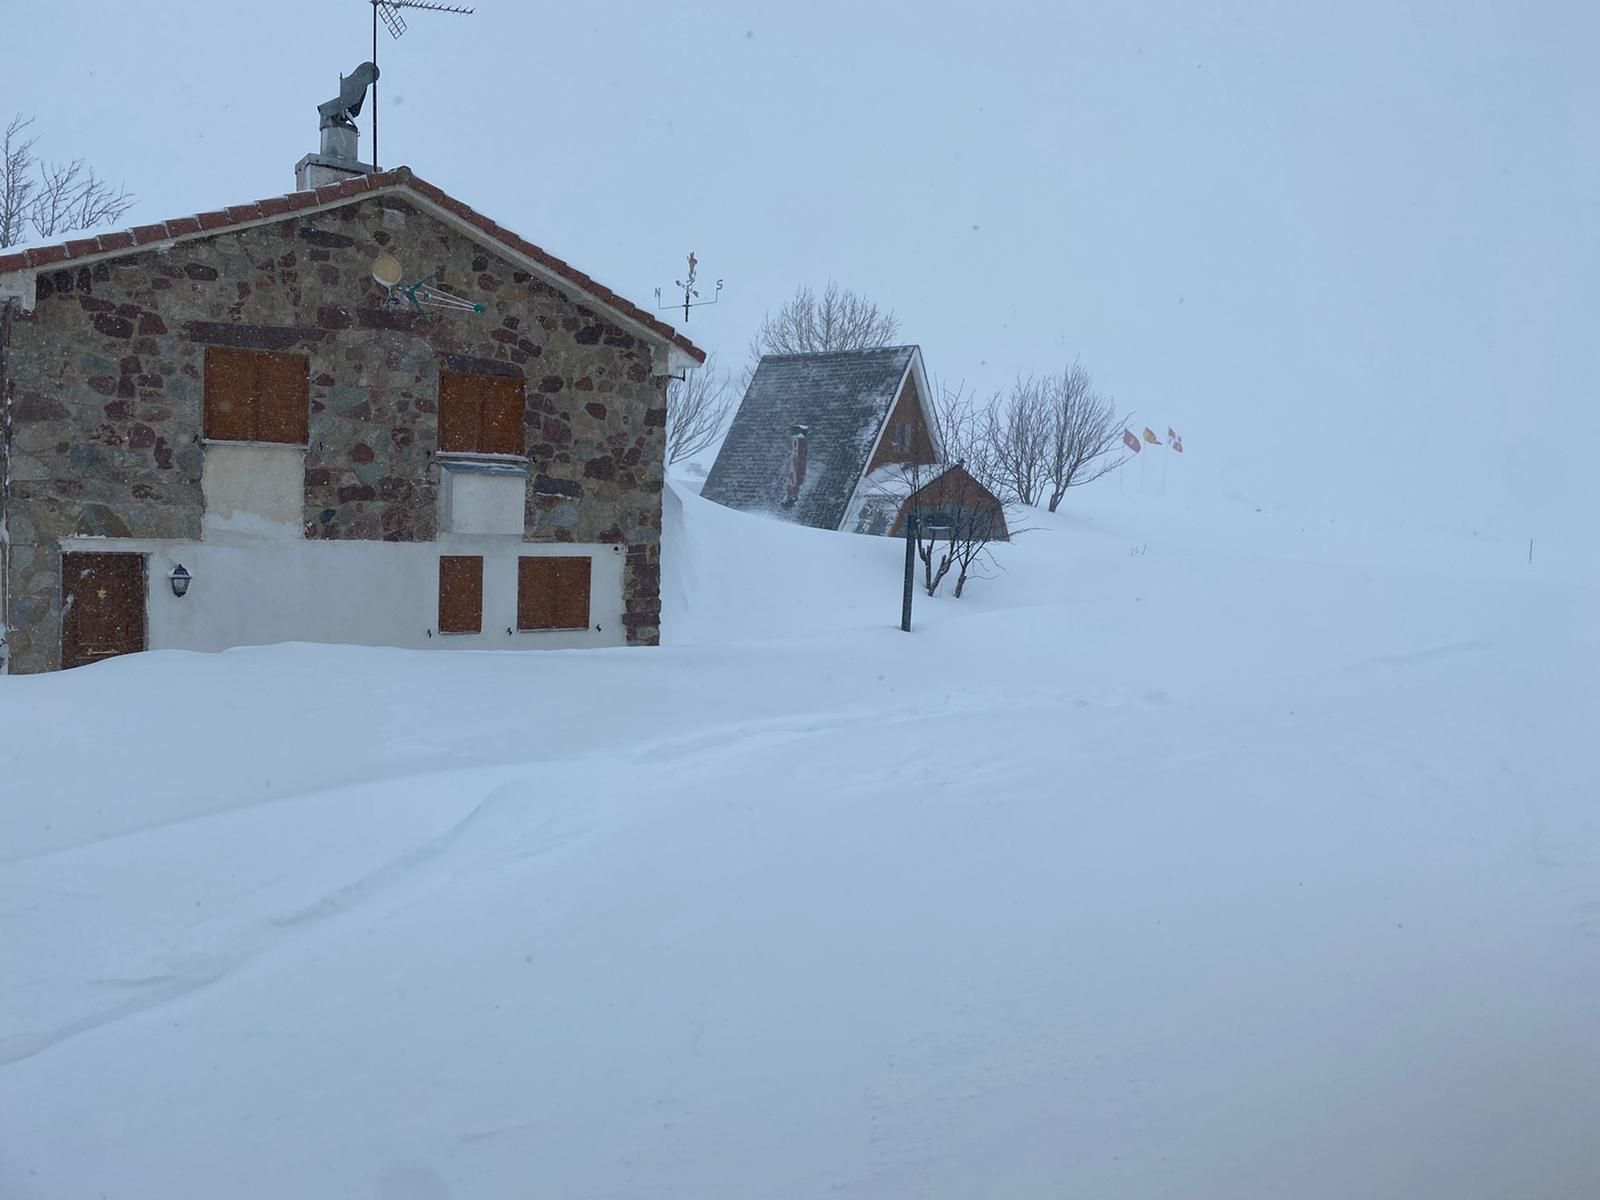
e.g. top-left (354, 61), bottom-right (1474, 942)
top-left (61, 552), bottom-right (147, 670)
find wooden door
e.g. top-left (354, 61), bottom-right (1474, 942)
top-left (61, 553), bottom-right (147, 670)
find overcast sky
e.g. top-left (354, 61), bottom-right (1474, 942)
top-left (8, 1), bottom-right (1596, 531)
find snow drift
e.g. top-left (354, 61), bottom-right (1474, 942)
top-left (1, 480), bottom-right (1595, 1199)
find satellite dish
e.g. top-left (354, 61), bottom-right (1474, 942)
top-left (371, 254), bottom-right (403, 287)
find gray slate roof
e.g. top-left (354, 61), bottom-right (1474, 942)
top-left (701, 346), bottom-right (917, 530)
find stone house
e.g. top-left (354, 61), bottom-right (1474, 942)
top-left (0, 152), bottom-right (703, 673)
top-left (701, 346), bottom-right (1008, 541)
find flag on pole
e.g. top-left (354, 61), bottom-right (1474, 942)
top-left (1168, 426), bottom-right (1183, 453)
top-left (1123, 429), bottom-right (1141, 454)
top-left (1142, 427), bottom-right (1161, 445)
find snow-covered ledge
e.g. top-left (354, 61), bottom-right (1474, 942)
top-left (0, 271), bottom-right (37, 311)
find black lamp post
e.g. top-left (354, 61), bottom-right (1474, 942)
top-left (168, 564), bottom-right (192, 598)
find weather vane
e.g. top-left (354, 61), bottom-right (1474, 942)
top-left (368, 0), bottom-right (476, 169)
top-left (656, 252), bottom-right (722, 323)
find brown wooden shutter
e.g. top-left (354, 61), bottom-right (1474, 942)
top-left (255, 352), bottom-right (310, 445)
top-left (439, 372), bottom-right (478, 453)
top-left (480, 375), bottom-right (525, 455)
top-left (438, 555), bottom-right (484, 634)
top-left (205, 348), bottom-right (309, 443)
top-left (518, 556), bottom-right (590, 630)
top-left (552, 556), bottom-right (591, 630)
top-left (205, 347), bottom-right (257, 441)
top-left (517, 556), bottom-right (556, 630)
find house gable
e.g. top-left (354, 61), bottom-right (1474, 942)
top-left (864, 361), bottom-right (939, 475)
top-left (890, 464), bottom-right (1010, 542)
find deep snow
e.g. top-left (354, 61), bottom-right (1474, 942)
top-left (1, 479), bottom-right (1596, 1198)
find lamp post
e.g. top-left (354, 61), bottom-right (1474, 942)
top-left (900, 513), bottom-right (916, 632)
top-left (168, 564), bottom-right (192, 598)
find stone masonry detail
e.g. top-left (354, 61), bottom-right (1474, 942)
top-left (0, 194), bottom-right (668, 672)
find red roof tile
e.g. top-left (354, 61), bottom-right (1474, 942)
top-left (0, 167), bottom-right (705, 363)
top-left (26, 245), bottom-right (70, 268)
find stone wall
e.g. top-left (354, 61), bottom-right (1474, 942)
top-left (0, 193), bottom-right (668, 672)
top-left (1, 297), bottom-right (13, 671)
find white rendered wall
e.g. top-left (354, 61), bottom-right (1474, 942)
top-left (201, 443), bottom-right (305, 532)
top-left (439, 465), bottom-right (526, 536)
top-left (59, 534), bottom-right (629, 654)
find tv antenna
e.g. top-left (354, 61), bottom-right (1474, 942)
top-left (369, 0), bottom-right (476, 169)
top-left (372, 253), bottom-right (487, 315)
top-left (655, 252), bottom-right (723, 323)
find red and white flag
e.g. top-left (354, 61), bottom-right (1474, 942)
top-left (1168, 427), bottom-right (1183, 453)
top-left (1123, 429), bottom-right (1141, 454)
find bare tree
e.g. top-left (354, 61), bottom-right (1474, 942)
top-left (666, 354), bottom-right (733, 466)
top-left (983, 375), bottom-right (1051, 507)
top-left (1, 116), bottom-right (36, 248)
top-left (1042, 360), bottom-right (1129, 512)
top-left (746, 281), bottom-right (898, 381)
top-left (892, 383), bottom-right (1013, 598)
top-left (1, 114), bottom-right (134, 248)
top-left (940, 464), bottom-right (1011, 598)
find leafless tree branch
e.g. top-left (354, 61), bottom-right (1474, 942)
top-left (1, 114), bottom-right (135, 248)
top-left (1042, 360), bottom-right (1129, 512)
top-left (1, 115), bottom-right (38, 249)
top-left (983, 375), bottom-right (1052, 507)
top-left (745, 281), bottom-right (899, 382)
top-left (888, 382), bottom-right (1014, 598)
top-left (666, 353), bottom-right (734, 466)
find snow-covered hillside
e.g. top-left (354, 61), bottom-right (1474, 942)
top-left (2, 482), bottom-right (1596, 1198)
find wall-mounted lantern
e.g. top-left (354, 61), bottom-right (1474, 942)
top-left (168, 564), bottom-right (193, 598)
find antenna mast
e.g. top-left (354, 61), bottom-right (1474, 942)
top-left (369, 0), bottom-right (476, 170)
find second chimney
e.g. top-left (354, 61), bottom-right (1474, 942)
top-left (783, 424), bottom-right (809, 507)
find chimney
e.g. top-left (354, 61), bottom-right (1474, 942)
top-left (295, 62), bottom-right (380, 191)
top-left (783, 424), bottom-right (809, 507)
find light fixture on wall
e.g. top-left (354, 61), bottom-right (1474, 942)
top-left (168, 564), bottom-right (193, 598)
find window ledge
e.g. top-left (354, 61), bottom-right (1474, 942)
top-left (203, 438), bottom-right (310, 450)
top-left (438, 451), bottom-right (529, 465)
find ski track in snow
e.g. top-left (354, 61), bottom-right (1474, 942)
top-left (1, 687), bottom-right (1081, 1070)
top-left (0, 776), bottom-right (531, 1066)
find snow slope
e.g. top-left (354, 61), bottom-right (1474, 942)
top-left (1, 481), bottom-right (1596, 1199)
